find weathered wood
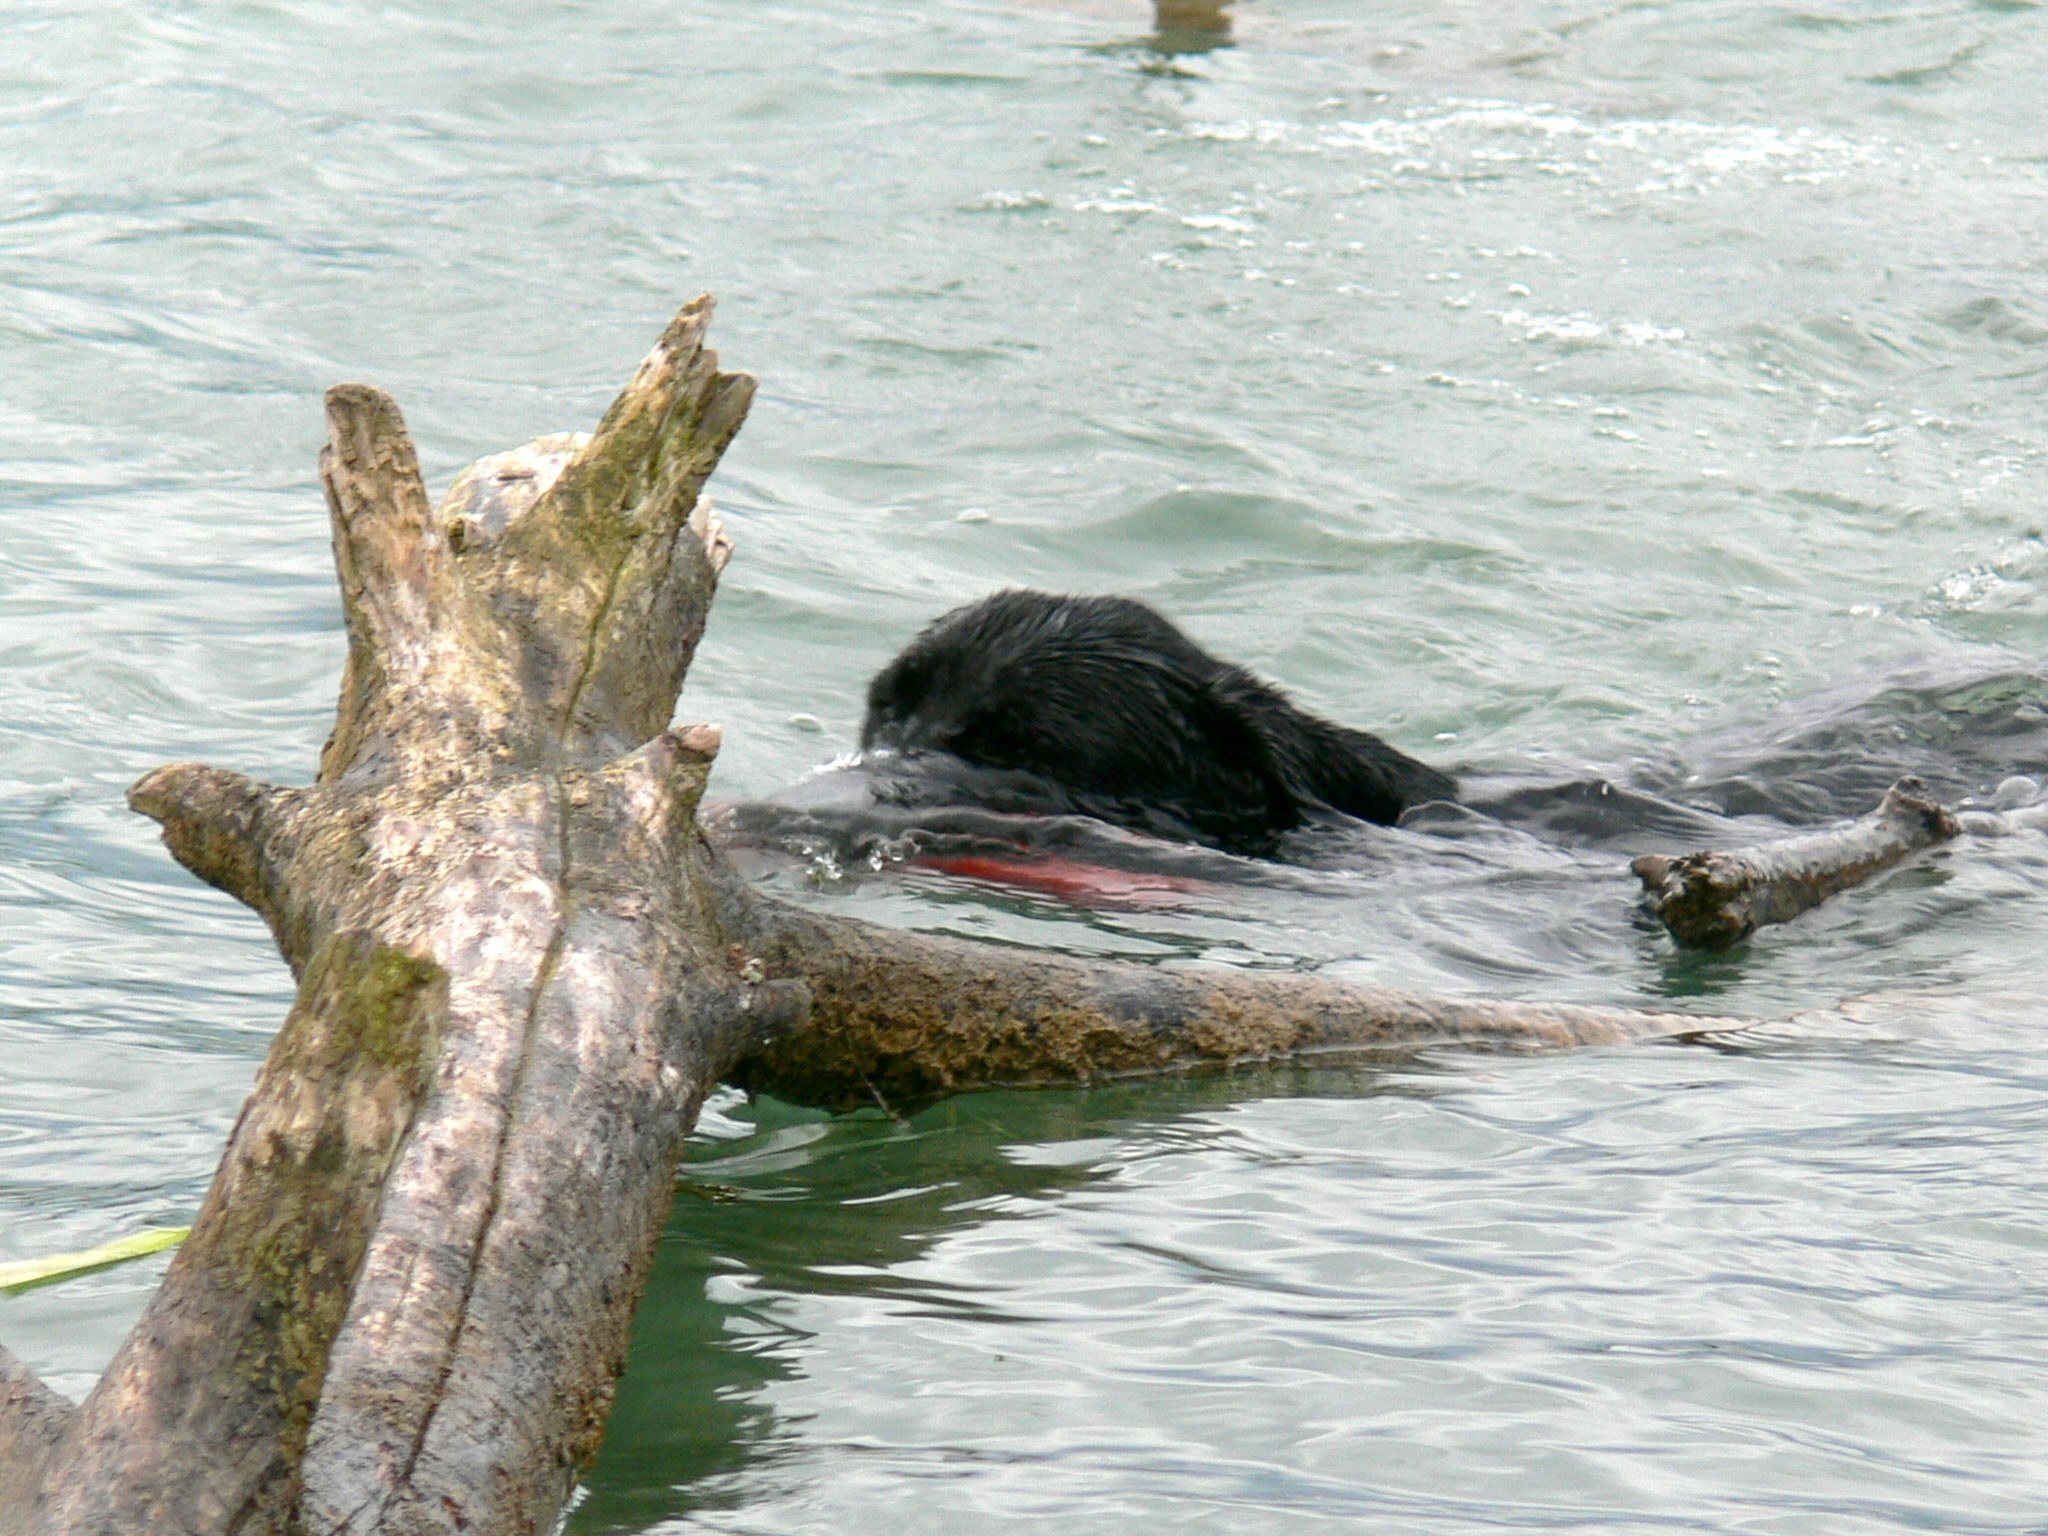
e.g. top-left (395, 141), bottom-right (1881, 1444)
top-left (293, 740), bottom-right (797, 1536)
top-left (0, 297), bottom-right (774, 1536)
top-left (282, 304), bottom-right (766, 1535)
top-left (1631, 778), bottom-right (1959, 948)
top-left (0, 1345), bottom-right (73, 1518)
top-left (4, 934), bottom-right (441, 1536)
top-left (732, 903), bottom-right (1752, 1112)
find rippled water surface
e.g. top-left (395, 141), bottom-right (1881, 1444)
top-left (3, 2), bottom-right (2046, 1530)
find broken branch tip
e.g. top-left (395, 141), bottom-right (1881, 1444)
top-left (127, 761), bottom-right (223, 826)
top-left (670, 723), bottom-right (722, 760)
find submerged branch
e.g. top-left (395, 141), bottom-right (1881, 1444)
top-left (1631, 777), bottom-right (1960, 949)
top-left (734, 901), bottom-right (1755, 1113)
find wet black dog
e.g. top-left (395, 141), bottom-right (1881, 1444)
top-left (853, 589), bottom-right (1455, 853)
top-left (728, 590), bottom-right (2048, 887)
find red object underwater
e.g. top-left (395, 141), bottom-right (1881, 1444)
top-left (913, 851), bottom-right (1214, 908)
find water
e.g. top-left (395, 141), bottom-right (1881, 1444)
top-left (2, 1), bottom-right (2045, 1529)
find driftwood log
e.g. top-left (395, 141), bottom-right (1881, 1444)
top-left (1629, 776), bottom-right (2048, 948)
top-left (0, 297), bottom-right (1762, 1536)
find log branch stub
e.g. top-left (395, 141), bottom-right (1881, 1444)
top-left (4, 933), bottom-right (442, 1536)
top-left (499, 297), bottom-right (756, 761)
top-left (128, 762), bottom-right (292, 917)
top-left (322, 382), bottom-right (440, 636)
top-left (1632, 777), bottom-right (1960, 949)
top-left (597, 724), bottom-right (724, 851)
top-left (319, 384), bottom-right (441, 784)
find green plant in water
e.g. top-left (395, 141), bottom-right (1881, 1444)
top-left (0, 1227), bottom-right (189, 1295)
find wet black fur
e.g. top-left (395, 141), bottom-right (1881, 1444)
top-left (860, 590), bottom-right (1456, 852)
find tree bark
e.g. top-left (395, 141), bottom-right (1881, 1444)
top-left (731, 903), bottom-right (1752, 1113)
top-left (13, 934), bottom-right (442, 1536)
top-left (0, 1346), bottom-right (72, 1518)
top-left (0, 297), bottom-right (1769, 1536)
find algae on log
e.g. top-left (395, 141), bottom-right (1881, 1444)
top-left (8, 935), bottom-right (442, 1535)
top-left (0, 296), bottom-right (1766, 1536)
top-left (733, 904), bottom-right (1755, 1113)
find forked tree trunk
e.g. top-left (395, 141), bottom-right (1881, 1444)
top-left (0, 298), bottom-right (1763, 1536)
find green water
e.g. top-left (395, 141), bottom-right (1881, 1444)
top-left (3, 2), bottom-right (2046, 1530)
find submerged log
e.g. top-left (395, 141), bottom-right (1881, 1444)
top-left (734, 904), bottom-right (1751, 1112)
top-left (0, 298), bottom-right (1769, 1536)
top-left (1631, 777), bottom-right (1959, 949)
